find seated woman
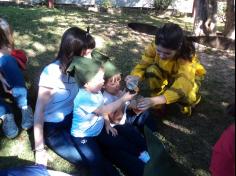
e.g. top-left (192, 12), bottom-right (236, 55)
top-left (33, 27), bottom-right (96, 168)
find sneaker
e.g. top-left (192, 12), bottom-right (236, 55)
top-left (21, 106), bottom-right (33, 130)
top-left (2, 114), bottom-right (19, 139)
top-left (139, 151), bottom-right (151, 163)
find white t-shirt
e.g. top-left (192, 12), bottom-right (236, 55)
top-left (39, 60), bottom-right (79, 123)
top-left (71, 89), bottom-right (104, 138)
top-left (103, 90), bottom-right (127, 126)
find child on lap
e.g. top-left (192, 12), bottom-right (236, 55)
top-left (67, 57), bottom-right (150, 176)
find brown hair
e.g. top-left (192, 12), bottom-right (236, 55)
top-left (0, 17), bottom-right (14, 49)
top-left (56, 27), bottom-right (95, 73)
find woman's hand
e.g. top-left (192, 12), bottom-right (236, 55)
top-left (35, 149), bottom-right (48, 166)
top-left (136, 97), bottom-right (155, 111)
top-left (137, 95), bottom-right (167, 111)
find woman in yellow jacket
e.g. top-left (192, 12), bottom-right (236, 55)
top-left (126, 23), bottom-right (206, 116)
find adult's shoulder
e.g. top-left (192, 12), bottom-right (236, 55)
top-left (41, 60), bottom-right (60, 75)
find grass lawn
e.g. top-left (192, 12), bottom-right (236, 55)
top-left (0, 5), bottom-right (235, 176)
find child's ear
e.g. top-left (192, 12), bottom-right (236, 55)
top-left (81, 49), bottom-right (87, 56)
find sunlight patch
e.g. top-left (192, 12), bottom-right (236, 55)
top-left (9, 142), bottom-right (24, 155)
top-left (26, 49), bottom-right (36, 58)
top-left (33, 42), bottom-right (46, 53)
top-left (40, 16), bottom-right (55, 23)
top-left (163, 120), bottom-right (193, 135)
top-left (94, 35), bottom-right (106, 49)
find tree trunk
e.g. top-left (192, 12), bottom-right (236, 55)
top-left (224, 0), bottom-right (235, 39)
top-left (193, 0), bottom-right (217, 36)
top-left (48, 0), bottom-right (54, 8)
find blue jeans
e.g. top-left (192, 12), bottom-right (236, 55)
top-left (0, 55), bottom-right (28, 116)
top-left (72, 135), bottom-right (120, 176)
top-left (72, 125), bottom-right (145, 176)
top-left (0, 98), bottom-right (11, 117)
top-left (0, 165), bottom-right (49, 176)
top-left (44, 113), bottom-right (84, 167)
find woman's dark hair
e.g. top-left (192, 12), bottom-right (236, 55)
top-left (0, 17), bottom-right (14, 49)
top-left (155, 23), bottom-right (195, 61)
top-left (57, 27), bottom-right (95, 73)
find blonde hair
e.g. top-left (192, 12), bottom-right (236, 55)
top-left (0, 17), bottom-right (14, 49)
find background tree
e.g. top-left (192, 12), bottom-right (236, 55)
top-left (223, 0), bottom-right (235, 39)
top-left (193, 0), bottom-right (218, 36)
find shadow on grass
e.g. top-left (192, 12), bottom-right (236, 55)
top-left (0, 5), bottom-right (235, 176)
top-left (0, 156), bottom-right (34, 170)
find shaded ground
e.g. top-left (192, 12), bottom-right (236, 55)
top-left (0, 6), bottom-right (235, 176)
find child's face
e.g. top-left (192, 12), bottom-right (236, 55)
top-left (104, 74), bottom-right (121, 95)
top-left (85, 68), bottom-right (105, 93)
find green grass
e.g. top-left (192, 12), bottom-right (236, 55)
top-left (0, 5), bottom-right (235, 176)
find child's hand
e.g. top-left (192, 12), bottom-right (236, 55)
top-left (0, 73), bottom-right (12, 94)
top-left (121, 91), bottom-right (137, 102)
top-left (105, 123), bottom-right (118, 136)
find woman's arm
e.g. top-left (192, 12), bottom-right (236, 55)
top-left (137, 95), bottom-right (167, 111)
top-left (130, 42), bottom-right (156, 79)
top-left (34, 86), bottom-right (53, 166)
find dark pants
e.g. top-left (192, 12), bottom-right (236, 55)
top-left (104, 110), bottom-right (156, 176)
top-left (114, 124), bottom-right (147, 152)
top-left (44, 113), bottom-right (84, 167)
top-left (0, 165), bottom-right (49, 176)
top-left (126, 109), bottom-right (158, 133)
top-left (72, 134), bottom-right (120, 176)
top-left (72, 125), bottom-right (145, 176)
top-left (105, 150), bottom-right (145, 176)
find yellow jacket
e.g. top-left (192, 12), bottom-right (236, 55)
top-left (131, 42), bottom-right (206, 104)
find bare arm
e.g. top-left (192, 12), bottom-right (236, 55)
top-left (95, 91), bottom-right (136, 115)
top-left (137, 95), bottom-right (167, 111)
top-left (34, 86), bottom-right (53, 166)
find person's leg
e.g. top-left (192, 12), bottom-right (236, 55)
top-left (135, 110), bottom-right (158, 132)
top-left (105, 149), bottom-right (145, 176)
top-left (44, 113), bottom-right (84, 166)
top-left (71, 136), bottom-right (117, 176)
top-left (0, 98), bottom-right (18, 138)
top-left (114, 124), bottom-right (147, 152)
top-left (97, 126), bottom-right (141, 156)
top-left (0, 56), bottom-right (33, 129)
top-left (0, 165), bottom-right (49, 176)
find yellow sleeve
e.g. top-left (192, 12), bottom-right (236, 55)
top-left (192, 55), bottom-right (206, 78)
top-left (131, 42), bottom-right (156, 79)
top-left (163, 60), bottom-right (195, 104)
